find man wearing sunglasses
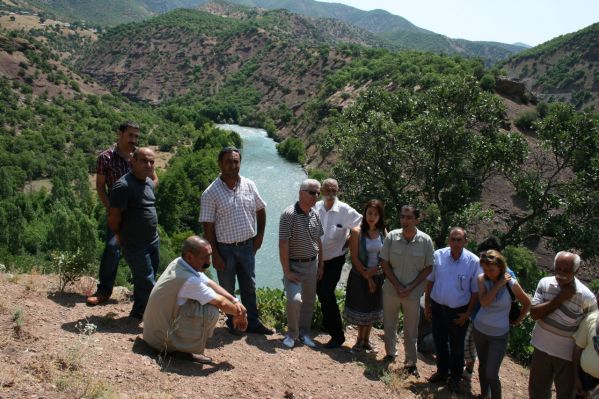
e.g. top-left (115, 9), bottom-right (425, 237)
top-left (143, 235), bottom-right (247, 363)
top-left (529, 251), bottom-right (597, 399)
top-left (279, 179), bottom-right (325, 348)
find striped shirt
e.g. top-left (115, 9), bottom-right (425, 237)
top-left (199, 175), bottom-right (266, 244)
top-left (96, 147), bottom-right (131, 190)
top-left (531, 276), bottom-right (597, 360)
top-left (279, 202), bottom-right (324, 259)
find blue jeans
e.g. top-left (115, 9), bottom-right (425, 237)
top-left (96, 228), bottom-right (121, 297)
top-left (217, 239), bottom-right (261, 330)
top-left (122, 239), bottom-right (159, 316)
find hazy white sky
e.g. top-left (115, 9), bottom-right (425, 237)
top-left (320, 0), bottom-right (599, 46)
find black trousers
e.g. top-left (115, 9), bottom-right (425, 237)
top-left (431, 299), bottom-right (469, 380)
top-left (316, 255), bottom-right (346, 343)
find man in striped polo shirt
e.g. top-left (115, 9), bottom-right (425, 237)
top-left (279, 179), bottom-right (324, 348)
top-left (529, 251), bottom-right (597, 399)
top-left (200, 147), bottom-right (272, 336)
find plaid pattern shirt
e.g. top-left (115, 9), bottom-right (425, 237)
top-left (96, 147), bottom-right (131, 190)
top-left (199, 175), bottom-right (266, 244)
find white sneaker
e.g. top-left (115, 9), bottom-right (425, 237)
top-left (282, 336), bottom-right (295, 348)
top-left (300, 335), bottom-right (316, 348)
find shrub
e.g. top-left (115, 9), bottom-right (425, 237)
top-left (51, 249), bottom-right (94, 293)
top-left (479, 73), bottom-right (496, 92)
top-left (514, 109), bottom-right (539, 131)
top-left (503, 245), bottom-right (545, 292)
top-left (507, 317), bottom-right (535, 364)
top-left (276, 137), bottom-right (306, 163)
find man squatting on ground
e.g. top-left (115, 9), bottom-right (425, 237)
top-left (144, 236), bottom-right (248, 363)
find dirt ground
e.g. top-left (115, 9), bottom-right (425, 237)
top-left (1, 273), bottom-right (538, 398)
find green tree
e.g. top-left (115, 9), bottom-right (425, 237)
top-left (330, 78), bottom-right (528, 245)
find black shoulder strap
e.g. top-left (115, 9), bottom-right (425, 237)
top-left (506, 283), bottom-right (516, 301)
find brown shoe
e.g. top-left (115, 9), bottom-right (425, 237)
top-left (86, 293), bottom-right (110, 306)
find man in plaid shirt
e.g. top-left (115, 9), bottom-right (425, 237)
top-left (199, 147), bottom-right (272, 335)
top-left (87, 122), bottom-right (158, 306)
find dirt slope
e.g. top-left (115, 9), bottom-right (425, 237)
top-left (0, 273), bottom-right (537, 398)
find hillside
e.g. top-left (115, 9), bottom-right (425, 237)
top-left (1, 0), bottom-right (525, 64)
top-left (502, 22), bottom-right (599, 110)
top-left (0, 273), bottom-right (534, 398)
top-left (77, 8), bottom-right (354, 108)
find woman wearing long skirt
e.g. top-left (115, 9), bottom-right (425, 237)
top-left (344, 199), bottom-right (386, 351)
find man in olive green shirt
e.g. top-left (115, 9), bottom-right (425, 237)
top-left (381, 205), bottom-right (434, 377)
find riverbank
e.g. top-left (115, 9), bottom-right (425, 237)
top-left (0, 273), bottom-right (534, 398)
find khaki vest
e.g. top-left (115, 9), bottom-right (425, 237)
top-left (143, 257), bottom-right (219, 354)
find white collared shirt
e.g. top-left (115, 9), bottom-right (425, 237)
top-left (315, 199), bottom-right (362, 261)
top-left (176, 257), bottom-right (218, 306)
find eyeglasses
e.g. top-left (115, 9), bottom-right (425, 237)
top-left (303, 190), bottom-right (320, 197)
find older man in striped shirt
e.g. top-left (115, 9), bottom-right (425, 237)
top-left (279, 179), bottom-right (324, 349)
top-left (529, 251), bottom-right (597, 399)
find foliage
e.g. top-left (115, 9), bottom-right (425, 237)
top-left (507, 316), bottom-right (535, 364)
top-left (514, 109), bottom-right (539, 131)
top-left (503, 103), bottom-right (599, 258)
top-left (51, 250), bottom-right (94, 293)
top-left (329, 78), bottom-right (528, 245)
top-left (276, 137), bottom-right (306, 164)
top-left (502, 245), bottom-right (545, 292)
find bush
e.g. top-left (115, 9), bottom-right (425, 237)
top-left (507, 317), bottom-right (535, 364)
top-left (276, 137), bottom-right (306, 163)
top-left (479, 73), bottom-right (496, 92)
top-left (51, 249), bottom-right (94, 293)
top-left (514, 109), bottom-right (539, 131)
top-left (503, 245), bottom-right (545, 292)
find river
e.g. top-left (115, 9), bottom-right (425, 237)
top-left (216, 124), bottom-right (307, 288)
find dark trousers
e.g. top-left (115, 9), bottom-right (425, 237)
top-left (122, 239), bottom-right (159, 316)
top-left (473, 327), bottom-right (508, 399)
top-left (529, 347), bottom-right (575, 399)
top-left (96, 227), bottom-right (121, 296)
top-left (431, 300), bottom-right (469, 380)
top-left (576, 366), bottom-right (599, 399)
top-left (316, 255), bottom-right (346, 343)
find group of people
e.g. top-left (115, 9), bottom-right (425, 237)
top-left (85, 125), bottom-right (599, 399)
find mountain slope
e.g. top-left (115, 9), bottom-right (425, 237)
top-left (77, 8), bottom-right (354, 106)
top-left (502, 22), bottom-right (599, 110)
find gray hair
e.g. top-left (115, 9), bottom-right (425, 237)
top-left (554, 251), bottom-right (581, 272)
top-left (132, 147), bottom-right (154, 159)
top-left (322, 178), bottom-right (338, 189)
top-left (449, 226), bottom-right (467, 240)
top-left (181, 235), bottom-right (210, 256)
top-left (300, 179), bottom-right (321, 191)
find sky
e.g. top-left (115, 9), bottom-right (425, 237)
top-left (319, 0), bottom-right (599, 46)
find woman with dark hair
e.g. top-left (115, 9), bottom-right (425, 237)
top-left (473, 250), bottom-right (531, 399)
top-left (343, 199), bottom-right (386, 351)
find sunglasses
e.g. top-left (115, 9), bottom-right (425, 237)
top-left (303, 190), bottom-right (320, 197)
top-left (480, 253), bottom-right (499, 264)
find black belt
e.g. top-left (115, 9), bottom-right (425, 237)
top-left (290, 256), bottom-right (317, 263)
top-left (432, 300), bottom-right (468, 312)
top-left (218, 238), bottom-right (252, 246)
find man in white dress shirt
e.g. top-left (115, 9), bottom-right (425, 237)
top-left (315, 178), bottom-right (362, 348)
top-left (143, 236), bottom-right (248, 362)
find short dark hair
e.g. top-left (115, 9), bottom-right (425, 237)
top-left (218, 146), bottom-right (241, 162)
top-left (477, 235), bottom-right (502, 253)
top-left (118, 121), bottom-right (139, 132)
top-left (361, 199), bottom-right (386, 232)
top-left (401, 204), bottom-right (420, 219)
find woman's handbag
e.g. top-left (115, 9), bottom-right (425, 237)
top-left (506, 283), bottom-right (521, 322)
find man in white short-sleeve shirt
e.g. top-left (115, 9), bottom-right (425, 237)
top-left (143, 236), bottom-right (248, 362)
top-left (315, 178), bottom-right (362, 348)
